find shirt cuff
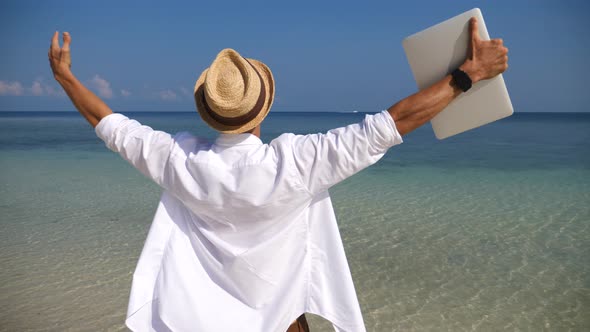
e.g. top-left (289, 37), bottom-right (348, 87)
top-left (95, 113), bottom-right (129, 143)
top-left (377, 110), bottom-right (404, 147)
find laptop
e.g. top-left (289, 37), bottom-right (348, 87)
top-left (402, 8), bottom-right (513, 139)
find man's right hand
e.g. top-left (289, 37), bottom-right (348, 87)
top-left (459, 17), bottom-right (509, 84)
top-left (49, 31), bottom-right (73, 82)
top-left (387, 17), bottom-right (510, 136)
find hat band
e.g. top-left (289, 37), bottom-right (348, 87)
top-left (201, 59), bottom-right (266, 127)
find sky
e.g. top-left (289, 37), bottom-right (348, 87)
top-left (1, 0), bottom-right (588, 112)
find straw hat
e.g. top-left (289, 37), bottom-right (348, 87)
top-left (194, 48), bottom-right (275, 133)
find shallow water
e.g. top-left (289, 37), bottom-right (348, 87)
top-left (1, 111), bottom-right (589, 331)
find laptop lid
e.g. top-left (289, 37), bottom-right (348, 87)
top-left (402, 8), bottom-right (513, 139)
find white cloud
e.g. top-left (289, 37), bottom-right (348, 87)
top-left (88, 75), bottom-right (113, 99)
top-left (0, 80), bottom-right (25, 96)
top-left (44, 85), bottom-right (62, 96)
top-left (1, 77), bottom-right (115, 98)
top-left (159, 89), bottom-right (178, 101)
top-left (30, 78), bottom-right (64, 97)
top-left (31, 80), bottom-right (44, 96)
top-left (179, 87), bottom-right (191, 97)
top-left (121, 89), bottom-right (131, 97)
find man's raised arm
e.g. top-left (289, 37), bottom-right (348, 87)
top-left (49, 31), bottom-right (113, 127)
top-left (389, 17), bottom-right (509, 135)
top-left (48, 31), bottom-right (180, 191)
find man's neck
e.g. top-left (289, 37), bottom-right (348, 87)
top-left (244, 125), bottom-right (261, 138)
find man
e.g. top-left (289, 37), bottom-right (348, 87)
top-left (49, 17), bottom-right (507, 332)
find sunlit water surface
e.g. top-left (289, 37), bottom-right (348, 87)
top-left (1, 112), bottom-right (588, 331)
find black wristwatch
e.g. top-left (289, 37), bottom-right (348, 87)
top-left (451, 68), bottom-right (472, 92)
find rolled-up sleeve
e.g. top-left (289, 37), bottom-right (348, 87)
top-left (289, 110), bottom-right (403, 195)
top-left (95, 113), bottom-right (175, 188)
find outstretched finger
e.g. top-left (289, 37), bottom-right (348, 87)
top-left (50, 31), bottom-right (60, 58)
top-left (466, 17), bottom-right (478, 60)
top-left (51, 31), bottom-right (60, 50)
top-left (62, 32), bottom-right (71, 52)
top-left (469, 17), bottom-right (480, 42)
top-left (492, 38), bottom-right (503, 45)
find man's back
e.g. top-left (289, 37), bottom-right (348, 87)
top-left (95, 111), bottom-right (402, 331)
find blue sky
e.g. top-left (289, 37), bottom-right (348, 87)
top-left (1, 0), bottom-right (588, 112)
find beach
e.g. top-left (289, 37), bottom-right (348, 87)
top-left (1, 111), bottom-right (589, 331)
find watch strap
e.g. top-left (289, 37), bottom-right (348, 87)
top-left (451, 68), bottom-right (472, 92)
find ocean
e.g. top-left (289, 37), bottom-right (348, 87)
top-left (1, 111), bottom-right (589, 331)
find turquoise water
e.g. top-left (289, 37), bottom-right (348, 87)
top-left (1, 111), bottom-right (589, 331)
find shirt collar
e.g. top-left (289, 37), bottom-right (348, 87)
top-left (215, 133), bottom-right (263, 146)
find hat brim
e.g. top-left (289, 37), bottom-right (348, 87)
top-left (194, 58), bottom-right (274, 134)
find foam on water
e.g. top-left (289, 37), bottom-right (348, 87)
top-left (0, 112), bottom-right (589, 331)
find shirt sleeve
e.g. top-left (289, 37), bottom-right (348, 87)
top-left (289, 110), bottom-right (403, 195)
top-left (95, 113), bottom-right (176, 188)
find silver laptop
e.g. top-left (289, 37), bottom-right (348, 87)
top-left (402, 8), bottom-right (513, 139)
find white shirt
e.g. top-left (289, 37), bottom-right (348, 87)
top-left (95, 110), bottom-right (403, 332)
